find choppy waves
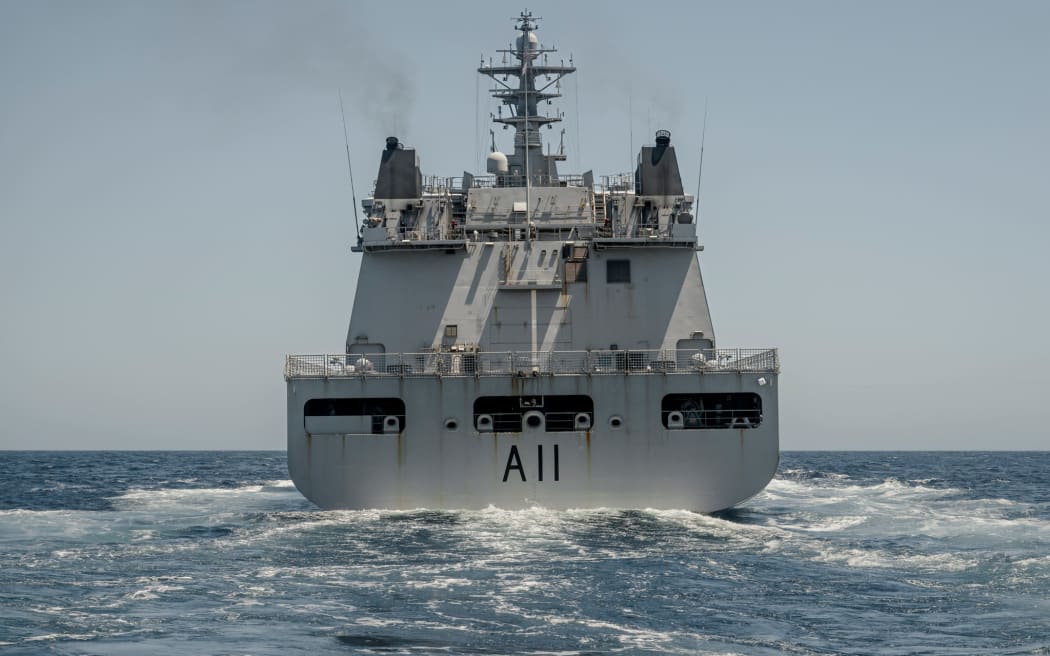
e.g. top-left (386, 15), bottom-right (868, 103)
top-left (1, 451), bottom-right (1049, 655)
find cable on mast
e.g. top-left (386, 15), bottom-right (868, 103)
top-left (628, 93), bottom-right (633, 174)
top-left (475, 55), bottom-right (482, 173)
top-left (338, 90), bottom-right (361, 241)
top-left (572, 54), bottom-right (580, 165)
top-left (695, 98), bottom-right (708, 226)
top-left (521, 12), bottom-right (532, 242)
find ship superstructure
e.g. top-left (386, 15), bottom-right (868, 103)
top-left (284, 13), bottom-right (780, 511)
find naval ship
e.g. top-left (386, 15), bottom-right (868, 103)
top-left (284, 12), bottom-right (780, 511)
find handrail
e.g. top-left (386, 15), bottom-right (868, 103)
top-left (285, 348), bottom-right (779, 379)
top-left (416, 174), bottom-right (595, 193)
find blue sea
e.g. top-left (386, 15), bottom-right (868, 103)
top-left (1, 452), bottom-right (1048, 655)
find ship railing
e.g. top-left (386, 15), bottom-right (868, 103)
top-left (455, 225), bottom-right (589, 243)
top-left (620, 222), bottom-right (673, 240)
top-left (284, 348), bottom-right (779, 379)
top-left (421, 175), bottom-right (449, 193)
top-left (600, 173), bottom-right (636, 192)
top-left (660, 408), bottom-right (764, 429)
top-left (474, 411), bottom-right (590, 432)
top-left (417, 173), bottom-right (630, 194)
top-left (424, 174), bottom-right (593, 191)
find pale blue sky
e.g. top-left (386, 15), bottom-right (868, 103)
top-left (1, 1), bottom-right (1047, 450)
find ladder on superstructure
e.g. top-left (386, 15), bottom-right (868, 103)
top-left (593, 190), bottom-right (610, 236)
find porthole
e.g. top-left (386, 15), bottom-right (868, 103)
top-left (444, 418), bottom-right (459, 431)
top-left (609, 415), bottom-right (623, 429)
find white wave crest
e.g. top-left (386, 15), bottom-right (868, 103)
top-left (808, 544), bottom-right (980, 572)
top-left (110, 480), bottom-right (305, 513)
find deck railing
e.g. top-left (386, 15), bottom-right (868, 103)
top-left (415, 173), bottom-right (639, 194)
top-left (422, 174), bottom-right (593, 193)
top-left (284, 349), bottom-right (779, 380)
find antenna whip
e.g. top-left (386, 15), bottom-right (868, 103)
top-left (338, 90), bottom-right (361, 239)
top-left (695, 98), bottom-right (708, 226)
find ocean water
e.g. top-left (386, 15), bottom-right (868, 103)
top-left (1, 452), bottom-right (1048, 655)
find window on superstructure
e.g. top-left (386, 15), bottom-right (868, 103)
top-left (444, 324), bottom-right (458, 339)
top-left (606, 259), bottom-right (631, 283)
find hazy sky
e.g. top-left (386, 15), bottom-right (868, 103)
top-left (1, 1), bottom-right (1047, 450)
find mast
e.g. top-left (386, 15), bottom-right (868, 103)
top-left (523, 14), bottom-right (531, 237)
top-left (478, 12), bottom-right (576, 190)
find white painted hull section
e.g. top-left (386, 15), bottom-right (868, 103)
top-left (287, 374), bottom-right (778, 511)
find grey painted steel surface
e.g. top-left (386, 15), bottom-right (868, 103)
top-left (284, 12), bottom-right (779, 511)
top-left (287, 374), bottom-right (777, 511)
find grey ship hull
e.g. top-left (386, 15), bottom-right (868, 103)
top-left (286, 366), bottom-right (778, 511)
top-left (283, 12), bottom-right (780, 511)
